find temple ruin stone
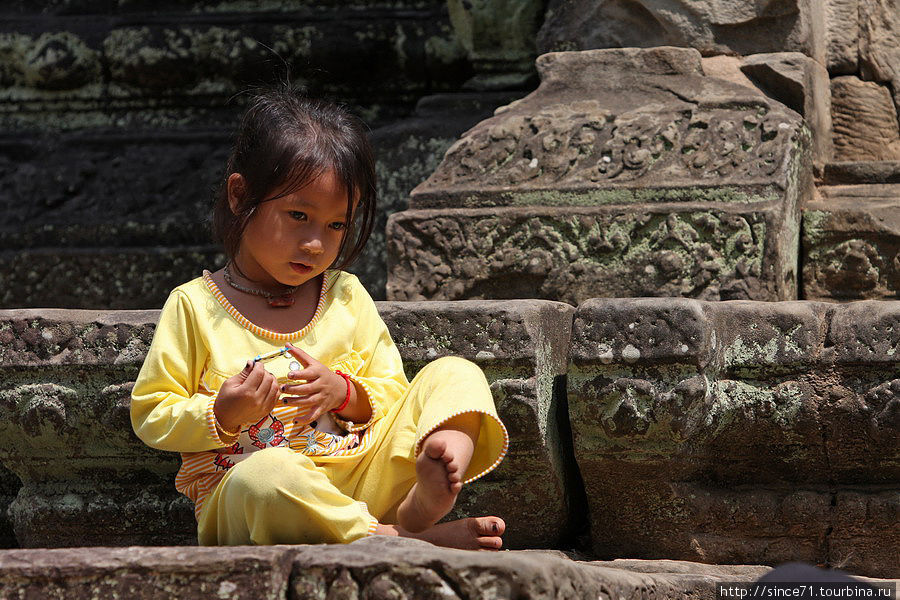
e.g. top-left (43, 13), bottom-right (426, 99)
top-left (537, 0), bottom-right (826, 64)
top-left (803, 184), bottom-right (900, 300)
top-left (0, 1), bottom-right (483, 308)
top-left (0, 536), bottom-right (779, 600)
top-left (568, 298), bottom-right (900, 578)
top-left (830, 76), bottom-right (900, 162)
top-left (387, 47), bottom-right (811, 305)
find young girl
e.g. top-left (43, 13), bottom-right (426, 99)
top-left (130, 88), bottom-right (509, 550)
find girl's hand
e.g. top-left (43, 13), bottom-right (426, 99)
top-left (214, 360), bottom-right (281, 434)
top-left (281, 343), bottom-right (347, 424)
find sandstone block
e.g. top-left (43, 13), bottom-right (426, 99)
top-left (823, 161), bottom-right (900, 185)
top-left (569, 298), bottom-right (900, 577)
top-left (536, 0), bottom-right (825, 64)
top-left (0, 300), bottom-right (574, 549)
top-left (831, 76), bottom-right (900, 162)
top-left (0, 545), bottom-right (293, 599)
top-left (740, 53), bottom-right (833, 166)
top-left (389, 48), bottom-right (810, 304)
top-left (859, 0), bottom-right (900, 116)
top-left (389, 206), bottom-right (793, 305)
top-left (825, 0), bottom-right (860, 73)
top-left (802, 184), bottom-right (900, 299)
top-left (0, 537), bottom-right (773, 600)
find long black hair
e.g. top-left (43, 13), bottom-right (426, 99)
top-left (211, 87), bottom-right (376, 270)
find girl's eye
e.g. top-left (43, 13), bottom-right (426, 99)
top-left (289, 211), bottom-right (307, 221)
top-left (329, 222), bottom-right (346, 231)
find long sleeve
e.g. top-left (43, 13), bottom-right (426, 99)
top-left (332, 279), bottom-right (409, 433)
top-left (131, 289), bottom-right (235, 452)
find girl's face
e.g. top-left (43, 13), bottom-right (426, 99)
top-left (230, 169), bottom-right (351, 290)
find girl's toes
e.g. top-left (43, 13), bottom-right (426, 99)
top-left (477, 536), bottom-right (503, 550)
top-left (472, 516), bottom-right (505, 536)
top-left (424, 438), bottom-right (447, 460)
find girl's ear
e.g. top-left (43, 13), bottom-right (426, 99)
top-left (227, 173), bottom-right (247, 216)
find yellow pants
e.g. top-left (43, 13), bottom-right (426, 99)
top-left (196, 356), bottom-right (508, 545)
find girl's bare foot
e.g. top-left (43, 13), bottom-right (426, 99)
top-left (376, 516), bottom-right (505, 551)
top-left (396, 433), bottom-right (464, 533)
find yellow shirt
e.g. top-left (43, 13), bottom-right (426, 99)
top-left (130, 270), bottom-right (409, 516)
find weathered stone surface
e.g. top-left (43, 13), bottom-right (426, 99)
top-left (0, 545), bottom-right (294, 599)
top-left (740, 53), bottom-right (833, 167)
top-left (389, 206), bottom-right (794, 305)
top-left (0, 3), bottom-right (469, 130)
top-left (831, 76), bottom-right (900, 162)
top-left (803, 185), bottom-right (900, 300)
top-left (389, 48), bottom-right (810, 304)
top-left (374, 299), bottom-right (576, 548)
top-left (537, 0), bottom-right (825, 64)
top-left (409, 48), bottom-right (808, 205)
top-left (0, 537), bottom-right (781, 600)
top-left (826, 0), bottom-right (860, 73)
top-left (0, 247), bottom-right (226, 310)
top-left (0, 299), bottom-right (574, 549)
top-left (0, 308), bottom-right (195, 547)
top-left (446, 0), bottom-right (543, 90)
top-left (362, 92), bottom-right (523, 299)
top-left (569, 298), bottom-right (900, 577)
top-left (823, 161), bottom-right (900, 185)
top-left (859, 0), bottom-right (900, 117)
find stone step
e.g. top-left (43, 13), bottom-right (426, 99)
top-left (0, 537), bottom-right (779, 599)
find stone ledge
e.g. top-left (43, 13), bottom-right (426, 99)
top-left (0, 536), bottom-right (777, 600)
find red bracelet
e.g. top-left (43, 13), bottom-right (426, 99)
top-left (331, 370), bottom-right (352, 414)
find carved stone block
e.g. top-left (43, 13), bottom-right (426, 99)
top-left (0, 299), bottom-right (575, 549)
top-left (365, 92), bottom-right (524, 298)
top-left (389, 205), bottom-right (794, 305)
top-left (568, 298), bottom-right (900, 578)
top-left (388, 48), bottom-right (810, 303)
top-left (740, 53), bottom-right (833, 167)
top-left (802, 184), bottom-right (900, 299)
top-left (0, 3), bottom-right (469, 129)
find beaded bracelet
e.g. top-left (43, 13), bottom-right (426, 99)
top-left (331, 370), bottom-right (352, 414)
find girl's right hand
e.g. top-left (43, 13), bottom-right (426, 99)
top-left (213, 361), bottom-right (281, 434)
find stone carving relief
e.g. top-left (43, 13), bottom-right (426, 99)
top-left (389, 209), bottom-right (770, 304)
top-left (428, 102), bottom-right (792, 192)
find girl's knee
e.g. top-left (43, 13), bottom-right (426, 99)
top-left (224, 447), bottom-right (311, 502)
top-left (421, 356), bottom-right (483, 379)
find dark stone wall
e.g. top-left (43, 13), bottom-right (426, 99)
top-left (0, 1), bottom-right (530, 308)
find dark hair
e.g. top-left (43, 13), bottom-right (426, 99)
top-left (211, 87), bottom-right (376, 271)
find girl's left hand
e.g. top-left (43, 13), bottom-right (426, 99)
top-left (281, 343), bottom-right (347, 424)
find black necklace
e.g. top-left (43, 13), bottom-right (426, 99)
top-left (223, 262), bottom-right (299, 308)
